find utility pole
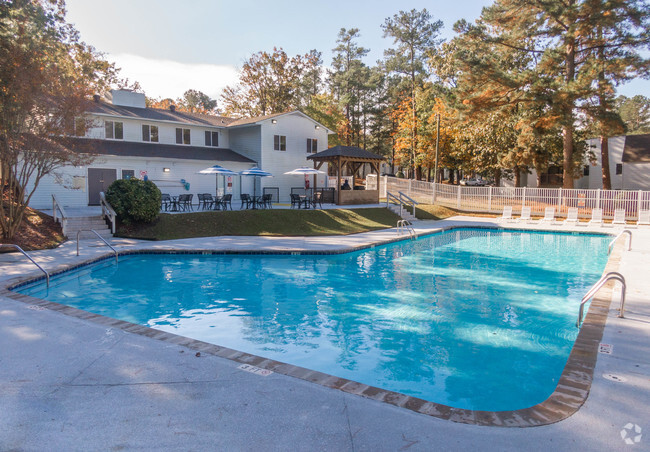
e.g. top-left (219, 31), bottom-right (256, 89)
top-left (434, 113), bottom-right (440, 183)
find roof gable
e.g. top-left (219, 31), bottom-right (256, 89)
top-left (622, 134), bottom-right (650, 163)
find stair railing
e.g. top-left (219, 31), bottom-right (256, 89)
top-left (386, 191), bottom-right (403, 217)
top-left (576, 272), bottom-right (626, 328)
top-left (99, 192), bottom-right (117, 234)
top-left (1, 244), bottom-right (50, 287)
top-left (397, 219), bottom-right (417, 239)
top-left (52, 194), bottom-right (68, 236)
top-left (398, 191), bottom-right (419, 218)
top-left (607, 230), bottom-right (632, 255)
top-left (76, 230), bottom-right (118, 263)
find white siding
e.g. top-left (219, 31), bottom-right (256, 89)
top-left (26, 156), bottom-right (252, 209)
top-left (578, 136), bottom-right (626, 189)
top-left (258, 113), bottom-right (329, 201)
top-left (624, 163), bottom-right (650, 190)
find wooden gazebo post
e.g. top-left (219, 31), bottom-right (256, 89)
top-left (337, 155), bottom-right (342, 205)
top-left (307, 146), bottom-right (385, 206)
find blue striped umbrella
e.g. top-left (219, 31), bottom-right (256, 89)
top-left (239, 167), bottom-right (272, 177)
top-left (239, 167), bottom-right (272, 198)
top-left (198, 165), bottom-right (239, 196)
top-left (198, 164), bottom-right (238, 176)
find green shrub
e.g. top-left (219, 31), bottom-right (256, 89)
top-left (105, 178), bottom-right (161, 224)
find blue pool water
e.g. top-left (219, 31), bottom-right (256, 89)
top-left (17, 228), bottom-right (611, 411)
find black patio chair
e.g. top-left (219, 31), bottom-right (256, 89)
top-left (240, 193), bottom-right (252, 210)
top-left (261, 193), bottom-right (273, 209)
top-left (220, 194), bottom-right (232, 210)
top-left (311, 192), bottom-right (323, 209)
top-left (201, 193), bottom-right (215, 210)
top-left (197, 193), bottom-right (205, 210)
top-left (161, 193), bottom-right (171, 211)
top-left (290, 193), bottom-right (301, 209)
top-left (178, 194), bottom-right (193, 211)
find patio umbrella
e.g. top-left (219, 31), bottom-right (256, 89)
top-left (197, 164), bottom-right (238, 195)
top-left (284, 167), bottom-right (326, 190)
top-left (239, 167), bottom-right (272, 198)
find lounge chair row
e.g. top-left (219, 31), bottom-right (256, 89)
top-left (499, 206), bottom-right (650, 227)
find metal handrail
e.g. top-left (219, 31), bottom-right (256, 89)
top-left (51, 194), bottom-right (67, 224)
top-left (398, 191), bottom-right (419, 218)
top-left (386, 191), bottom-right (403, 218)
top-left (1, 244), bottom-right (49, 287)
top-left (52, 194), bottom-right (68, 235)
top-left (398, 191), bottom-right (419, 206)
top-left (76, 230), bottom-right (118, 263)
top-left (397, 219), bottom-right (416, 239)
top-left (576, 272), bottom-right (626, 328)
top-left (608, 230), bottom-right (632, 255)
top-left (99, 192), bottom-right (117, 234)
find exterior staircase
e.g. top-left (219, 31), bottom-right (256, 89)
top-left (62, 215), bottom-right (113, 239)
top-left (387, 203), bottom-right (417, 222)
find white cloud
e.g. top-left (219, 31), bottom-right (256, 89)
top-left (108, 53), bottom-right (239, 101)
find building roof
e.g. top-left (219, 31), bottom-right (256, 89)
top-left (87, 101), bottom-right (238, 127)
top-left (307, 146), bottom-right (385, 161)
top-left (55, 137), bottom-right (255, 163)
top-left (226, 111), bottom-right (290, 127)
top-left (622, 134), bottom-right (650, 163)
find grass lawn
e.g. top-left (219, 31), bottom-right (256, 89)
top-left (407, 204), bottom-right (494, 220)
top-left (117, 208), bottom-right (407, 240)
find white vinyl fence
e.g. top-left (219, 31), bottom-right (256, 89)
top-left (380, 176), bottom-right (650, 220)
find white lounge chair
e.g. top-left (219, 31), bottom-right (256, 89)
top-left (637, 210), bottom-right (650, 227)
top-left (611, 209), bottom-right (626, 227)
top-left (539, 207), bottom-right (556, 224)
top-left (516, 206), bottom-right (532, 223)
top-left (587, 208), bottom-right (604, 227)
top-left (563, 207), bottom-right (579, 225)
top-left (499, 206), bottom-right (513, 222)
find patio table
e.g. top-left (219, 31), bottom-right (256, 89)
top-left (169, 196), bottom-right (180, 212)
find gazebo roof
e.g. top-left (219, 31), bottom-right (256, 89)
top-left (307, 146), bottom-right (385, 162)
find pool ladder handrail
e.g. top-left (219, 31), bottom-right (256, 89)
top-left (1, 244), bottom-right (50, 287)
top-left (76, 230), bottom-right (118, 263)
top-left (576, 271), bottom-right (626, 328)
top-left (397, 219), bottom-right (416, 239)
top-left (607, 230), bottom-right (631, 255)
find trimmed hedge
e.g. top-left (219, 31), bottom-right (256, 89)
top-left (105, 178), bottom-right (161, 224)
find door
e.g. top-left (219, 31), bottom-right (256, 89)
top-left (88, 168), bottom-right (117, 205)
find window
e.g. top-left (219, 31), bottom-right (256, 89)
top-left (176, 128), bottom-right (190, 145)
top-left (306, 138), bottom-right (318, 153)
top-left (105, 120), bottom-right (123, 140)
top-left (205, 131), bottom-right (219, 147)
top-left (583, 165), bottom-right (590, 176)
top-left (616, 163), bottom-right (623, 175)
top-left (142, 125), bottom-right (159, 142)
top-left (122, 169), bottom-right (135, 180)
top-left (274, 134), bottom-right (286, 151)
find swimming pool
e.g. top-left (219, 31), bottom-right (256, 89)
top-left (16, 228), bottom-right (611, 412)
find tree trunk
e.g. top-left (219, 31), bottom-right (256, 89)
top-left (562, 23), bottom-right (576, 189)
top-left (600, 136), bottom-right (611, 190)
top-left (494, 168), bottom-right (501, 187)
top-left (514, 166), bottom-right (521, 187)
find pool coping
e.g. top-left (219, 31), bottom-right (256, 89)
top-left (1, 225), bottom-right (623, 428)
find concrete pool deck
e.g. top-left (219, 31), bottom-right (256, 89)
top-left (1, 216), bottom-right (648, 451)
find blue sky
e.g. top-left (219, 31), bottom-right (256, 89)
top-left (65, 0), bottom-right (647, 101)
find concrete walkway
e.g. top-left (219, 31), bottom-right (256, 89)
top-left (1, 217), bottom-right (648, 451)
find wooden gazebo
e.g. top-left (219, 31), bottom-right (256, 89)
top-left (307, 146), bottom-right (385, 205)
